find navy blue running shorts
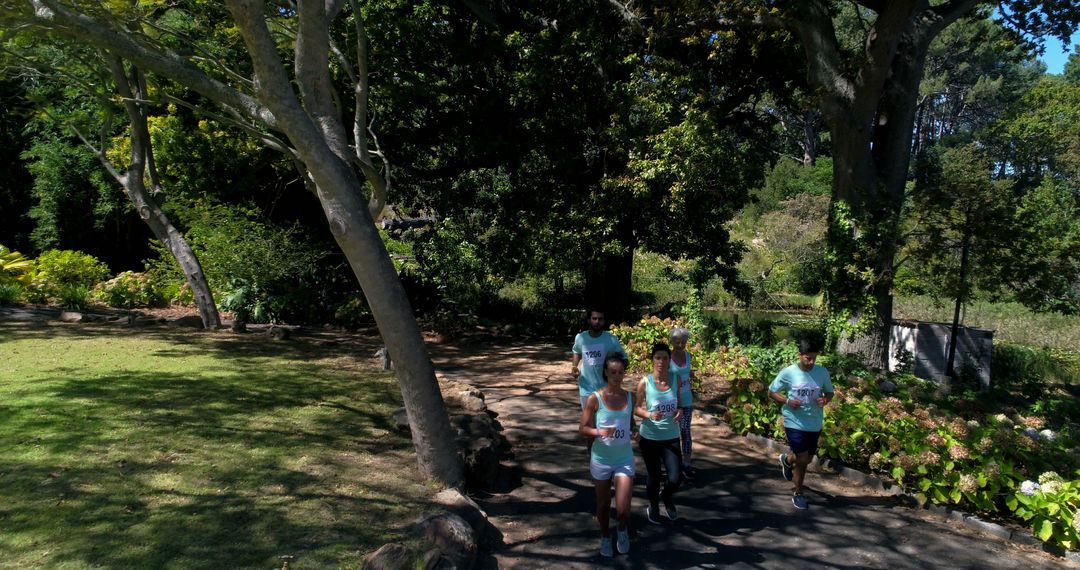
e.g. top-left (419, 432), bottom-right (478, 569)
top-left (784, 427), bottom-right (821, 456)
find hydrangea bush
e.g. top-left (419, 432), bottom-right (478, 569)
top-left (93, 271), bottom-right (161, 308)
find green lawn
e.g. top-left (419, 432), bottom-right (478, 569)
top-left (893, 296), bottom-right (1080, 351)
top-left (0, 321), bottom-right (434, 569)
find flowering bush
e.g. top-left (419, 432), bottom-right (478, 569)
top-left (725, 378), bottom-right (783, 438)
top-left (610, 316), bottom-right (680, 374)
top-left (610, 316), bottom-right (752, 380)
top-left (713, 349), bottom-right (1079, 550)
top-left (93, 271), bottom-right (161, 308)
top-left (1010, 472), bottom-right (1080, 548)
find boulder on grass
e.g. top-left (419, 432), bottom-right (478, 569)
top-left (59, 311), bottom-right (84, 323)
top-left (172, 315), bottom-right (204, 328)
top-left (362, 542), bottom-right (415, 570)
top-left (414, 512), bottom-right (476, 570)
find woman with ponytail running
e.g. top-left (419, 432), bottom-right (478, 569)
top-left (579, 354), bottom-right (636, 557)
top-left (635, 343), bottom-right (683, 524)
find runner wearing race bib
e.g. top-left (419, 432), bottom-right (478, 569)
top-left (768, 337), bottom-right (834, 511)
top-left (571, 309), bottom-right (625, 410)
top-left (579, 354), bottom-right (636, 557)
top-left (634, 343), bottom-right (683, 525)
top-left (670, 327), bottom-right (696, 478)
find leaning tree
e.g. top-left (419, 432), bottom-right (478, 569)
top-left (2, 0), bottom-right (462, 484)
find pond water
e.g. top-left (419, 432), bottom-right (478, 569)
top-left (702, 308), bottom-right (822, 346)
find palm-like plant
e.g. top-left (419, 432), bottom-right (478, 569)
top-left (0, 246), bottom-right (33, 285)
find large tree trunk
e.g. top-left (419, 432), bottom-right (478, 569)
top-left (100, 56), bottom-right (221, 329)
top-left (791, 1), bottom-right (943, 369)
top-left (584, 247), bottom-right (634, 326)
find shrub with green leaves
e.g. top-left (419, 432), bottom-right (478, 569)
top-left (333, 295), bottom-right (371, 329)
top-left (1011, 472), bottom-right (1080, 549)
top-left (147, 202), bottom-right (327, 323)
top-left (610, 316), bottom-right (680, 373)
top-left (32, 249), bottom-right (110, 298)
top-left (408, 219), bottom-right (495, 315)
top-left (725, 378), bottom-right (783, 438)
top-left (93, 271), bottom-right (161, 308)
top-left (56, 284), bottom-right (92, 310)
top-left (0, 283), bottom-right (24, 304)
top-left (610, 316), bottom-right (752, 380)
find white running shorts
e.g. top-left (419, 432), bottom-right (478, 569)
top-left (590, 458), bottom-right (634, 481)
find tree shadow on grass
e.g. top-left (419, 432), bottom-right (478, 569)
top-left (0, 326), bottom-right (437, 568)
top-left (0, 319), bottom-right (384, 363)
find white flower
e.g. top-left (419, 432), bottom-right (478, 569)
top-left (1023, 427), bottom-right (1040, 440)
top-left (1042, 480), bottom-right (1063, 495)
top-left (1039, 471), bottom-right (1063, 485)
top-left (1039, 429), bottom-right (1056, 442)
top-left (957, 473), bottom-right (978, 494)
top-left (1020, 480), bottom-right (1040, 496)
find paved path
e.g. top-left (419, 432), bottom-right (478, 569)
top-left (429, 338), bottom-right (1069, 569)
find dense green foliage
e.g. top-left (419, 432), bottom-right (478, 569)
top-left (147, 202), bottom-right (332, 323)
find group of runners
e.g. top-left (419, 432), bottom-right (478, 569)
top-left (571, 308), bottom-right (834, 557)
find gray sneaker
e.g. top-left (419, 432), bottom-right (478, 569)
top-left (779, 453), bottom-right (793, 481)
top-left (600, 536), bottom-right (613, 557)
top-left (645, 505), bottom-right (661, 525)
top-left (792, 491), bottom-right (808, 510)
top-left (616, 527), bottom-right (630, 554)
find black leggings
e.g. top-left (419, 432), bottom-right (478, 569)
top-left (639, 436), bottom-right (682, 508)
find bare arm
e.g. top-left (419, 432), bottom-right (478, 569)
top-left (633, 378), bottom-right (649, 420)
top-left (578, 394), bottom-right (603, 438)
top-left (571, 352), bottom-right (581, 377)
top-left (769, 388), bottom-right (801, 409)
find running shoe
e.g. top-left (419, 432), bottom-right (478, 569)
top-left (663, 500), bottom-right (678, 521)
top-left (779, 453), bottom-right (793, 481)
top-left (616, 528), bottom-right (630, 554)
top-left (645, 505), bottom-right (661, 525)
top-left (682, 464), bottom-right (696, 479)
top-left (792, 491), bottom-right (808, 510)
top-left (600, 536), bottom-right (613, 557)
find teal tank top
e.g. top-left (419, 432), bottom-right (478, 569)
top-left (591, 390), bottom-right (634, 465)
top-left (671, 352), bottom-right (693, 407)
top-left (639, 374), bottom-right (679, 441)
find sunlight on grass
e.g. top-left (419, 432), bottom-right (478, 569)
top-left (894, 296), bottom-right (1080, 351)
top-left (0, 322), bottom-right (435, 569)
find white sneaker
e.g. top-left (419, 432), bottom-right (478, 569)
top-left (616, 528), bottom-right (630, 554)
top-left (600, 536), bottom-right (613, 557)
